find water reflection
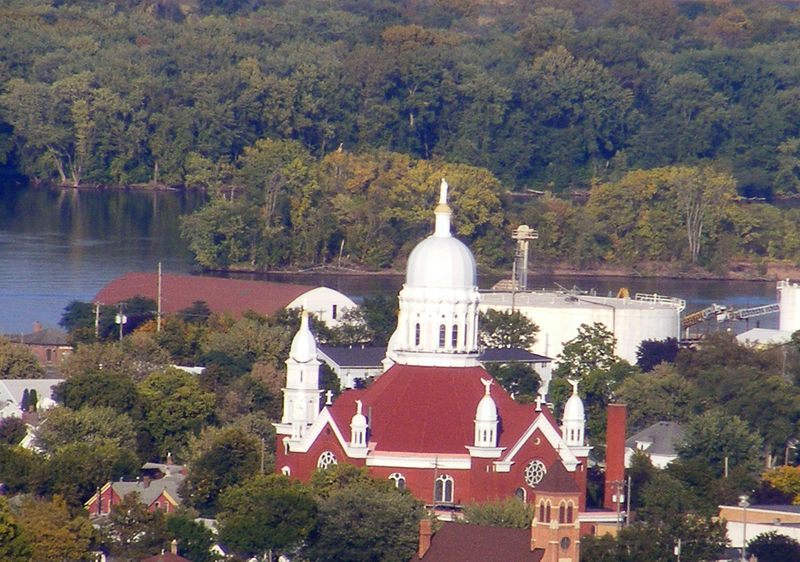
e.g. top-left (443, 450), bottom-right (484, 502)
top-left (0, 182), bottom-right (783, 335)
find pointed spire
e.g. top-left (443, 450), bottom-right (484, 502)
top-left (481, 378), bottom-right (492, 396)
top-left (434, 178), bottom-right (452, 238)
top-left (289, 310), bottom-right (317, 362)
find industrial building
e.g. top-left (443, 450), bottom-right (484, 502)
top-left (479, 290), bottom-right (684, 365)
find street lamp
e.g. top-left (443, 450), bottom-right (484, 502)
top-left (739, 494), bottom-right (750, 562)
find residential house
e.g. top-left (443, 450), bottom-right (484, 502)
top-left (85, 461), bottom-right (185, 516)
top-left (624, 421), bottom-right (684, 469)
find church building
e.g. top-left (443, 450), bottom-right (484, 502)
top-left (275, 180), bottom-right (622, 558)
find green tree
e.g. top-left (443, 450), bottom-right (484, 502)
top-left (0, 338), bottom-right (44, 379)
top-left (483, 362), bottom-right (541, 403)
top-left (748, 531), bottom-right (800, 562)
top-left (54, 369), bottom-right (140, 415)
top-left (303, 468), bottom-right (422, 562)
top-left (180, 425), bottom-right (260, 515)
top-left (0, 497), bottom-right (30, 562)
top-left (217, 474), bottom-right (317, 561)
top-left (43, 441), bottom-right (139, 506)
top-left (0, 445), bottom-right (40, 495)
top-left (677, 409), bottom-right (763, 480)
top-left (0, 418), bottom-right (26, 446)
top-left (138, 368), bottom-right (215, 459)
top-left (615, 363), bottom-right (695, 431)
top-left (165, 511), bottom-right (217, 562)
top-left (463, 498), bottom-right (533, 528)
top-left (556, 323), bottom-right (619, 380)
top-left (100, 492), bottom-right (168, 560)
top-left (636, 338), bottom-right (679, 372)
top-left (34, 406), bottom-right (137, 453)
top-left (478, 309), bottom-right (539, 349)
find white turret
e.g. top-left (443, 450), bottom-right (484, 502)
top-left (280, 311), bottom-right (323, 439)
top-left (350, 399), bottom-right (368, 448)
top-left (474, 378), bottom-right (499, 448)
top-left (386, 179), bottom-right (481, 368)
top-left (562, 379), bottom-right (585, 447)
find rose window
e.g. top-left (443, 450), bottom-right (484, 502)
top-left (524, 459), bottom-right (546, 487)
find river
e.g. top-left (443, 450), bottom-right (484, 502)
top-left (0, 182), bottom-right (783, 335)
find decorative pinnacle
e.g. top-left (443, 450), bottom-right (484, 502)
top-left (568, 378), bottom-right (579, 395)
top-left (356, 399), bottom-right (363, 415)
top-left (434, 178), bottom-right (452, 237)
top-left (481, 378), bottom-right (493, 396)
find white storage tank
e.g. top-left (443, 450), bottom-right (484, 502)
top-left (479, 291), bottom-right (683, 365)
top-left (778, 280), bottom-right (800, 332)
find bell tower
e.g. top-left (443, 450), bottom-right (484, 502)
top-left (531, 462), bottom-right (581, 562)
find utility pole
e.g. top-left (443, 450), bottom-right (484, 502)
top-left (115, 302), bottom-right (127, 341)
top-left (626, 475), bottom-right (632, 527)
top-left (94, 302), bottom-right (101, 339)
top-left (157, 262), bottom-right (162, 333)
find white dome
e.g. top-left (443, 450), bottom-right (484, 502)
top-left (406, 235), bottom-right (477, 289)
top-left (290, 312), bottom-right (317, 363)
top-left (351, 412), bottom-right (368, 428)
top-left (563, 392), bottom-right (585, 422)
top-left (476, 394), bottom-right (498, 421)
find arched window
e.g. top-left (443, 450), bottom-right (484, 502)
top-left (545, 503), bottom-right (551, 523)
top-left (558, 503), bottom-right (566, 523)
top-left (451, 325), bottom-right (458, 348)
top-left (539, 502), bottom-right (545, 522)
top-left (46, 349), bottom-right (52, 362)
top-left (388, 473), bottom-right (406, 490)
top-left (415, 323), bottom-right (421, 346)
top-left (317, 451), bottom-right (337, 469)
top-left (567, 503), bottom-right (574, 523)
top-left (439, 324), bottom-right (446, 348)
top-left (515, 487), bottom-right (526, 502)
top-left (281, 466), bottom-right (291, 476)
top-left (434, 475), bottom-right (454, 503)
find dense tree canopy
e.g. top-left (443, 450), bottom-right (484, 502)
top-left (6, 0), bottom-right (800, 273)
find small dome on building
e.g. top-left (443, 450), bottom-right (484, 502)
top-left (562, 379), bottom-right (584, 422)
top-left (476, 379), bottom-right (498, 421)
top-left (290, 311), bottom-right (317, 363)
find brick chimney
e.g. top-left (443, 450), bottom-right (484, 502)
top-left (32, 321), bottom-right (42, 333)
top-left (603, 403), bottom-right (627, 512)
top-left (418, 518), bottom-right (433, 558)
top-left (143, 475), bottom-right (151, 488)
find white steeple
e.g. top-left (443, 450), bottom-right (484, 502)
top-left (562, 379), bottom-right (585, 447)
top-left (386, 178), bottom-right (481, 368)
top-left (350, 399), bottom-right (368, 448)
top-left (279, 311), bottom-right (323, 439)
top-left (474, 378), bottom-right (499, 447)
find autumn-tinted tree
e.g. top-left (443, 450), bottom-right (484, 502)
top-left (17, 496), bottom-right (95, 562)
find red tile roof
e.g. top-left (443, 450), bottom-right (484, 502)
top-left (95, 273), bottom-right (315, 317)
top-left (329, 364), bottom-right (539, 454)
top-left (414, 522), bottom-right (544, 561)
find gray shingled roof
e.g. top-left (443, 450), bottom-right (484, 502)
top-left (626, 421), bottom-right (684, 457)
top-left (318, 346), bottom-right (388, 368)
top-left (478, 348), bottom-right (552, 363)
top-left (318, 346), bottom-right (552, 368)
top-left (111, 473), bottom-right (184, 506)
